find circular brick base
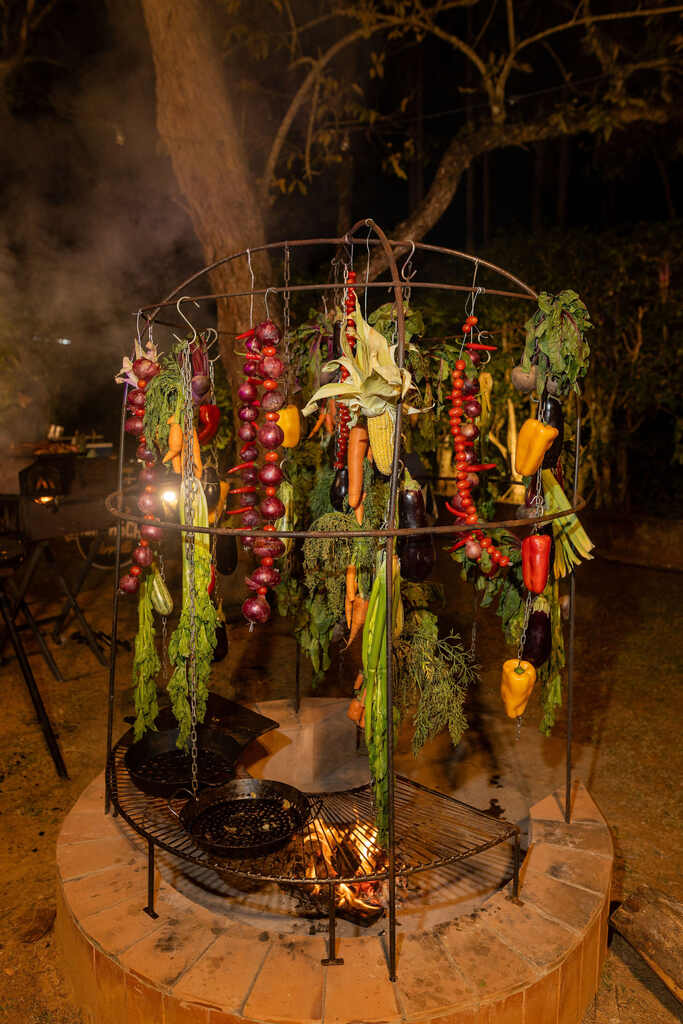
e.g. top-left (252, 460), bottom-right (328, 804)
top-left (56, 774), bottom-right (612, 1024)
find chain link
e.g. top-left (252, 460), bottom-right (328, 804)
top-left (516, 590), bottom-right (535, 663)
top-left (158, 550), bottom-right (169, 682)
top-left (181, 345), bottom-right (200, 799)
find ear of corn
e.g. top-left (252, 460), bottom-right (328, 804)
top-left (541, 469), bottom-right (594, 578)
top-left (367, 408), bottom-right (396, 476)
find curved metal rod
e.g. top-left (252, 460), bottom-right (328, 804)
top-left (137, 231), bottom-right (538, 323)
top-left (175, 296), bottom-right (199, 343)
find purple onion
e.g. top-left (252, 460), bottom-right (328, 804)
top-left (466, 472), bottom-right (480, 489)
top-left (238, 405), bottom-right (259, 422)
top-left (464, 398), bottom-right (482, 419)
top-left (136, 444), bottom-right (156, 464)
top-left (261, 390), bottom-right (285, 412)
top-left (258, 423), bottom-right (284, 450)
top-left (241, 507), bottom-right (262, 528)
top-left (245, 574), bottom-right (260, 591)
top-left (468, 350), bottom-right (482, 367)
top-left (241, 535), bottom-right (255, 550)
top-left (258, 463), bottom-right (283, 486)
top-left (139, 466), bottom-right (158, 485)
top-left (460, 422), bottom-right (479, 441)
top-left (132, 357), bottom-right (159, 381)
top-left (465, 539), bottom-right (482, 561)
top-left (133, 545), bottom-right (154, 568)
top-left (240, 444), bottom-right (259, 462)
top-left (243, 360), bottom-right (260, 376)
top-left (253, 538), bottom-right (286, 559)
top-left (138, 491), bottom-right (160, 515)
top-left (463, 448), bottom-right (476, 465)
top-left (125, 416), bottom-right (144, 437)
top-left (260, 496), bottom-right (285, 520)
top-left (250, 565), bottom-right (281, 588)
top-left (245, 337), bottom-right (261, 354)
top-left (238, 381), bottom-right (258, 403)
top-left (260, 355), bottom-right (284, 379)
top-left (127, 389), bottom-right (146, 409)
top-left (241, 465), bottom-right (259, 485)
top-left (119, 573), bottom-right (140, 594)
top-left (140, 522), bottom-right (164, 542)
top-left (254, 320), bottom-right (282, 347)
top-left (462, 377), bottom-right (480, 397)
top-left (242, 594), bottom-right (271, 624)
top-left (191, 373), bottom-right (210, 397)
top-left (238, 422), bottom-right (257, 442)
top-left (239, 492), bottom-right (258, 507)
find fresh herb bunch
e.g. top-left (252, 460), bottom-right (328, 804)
top-left (539, 577), bottom-right (566, 735)
top-left (522, 290), bottom-right (591, 397)
top-left (143, 344), bottom-right (183, 453)
top-left (451, 534), bottom-right (526, 646)
top-left (132, 579), bottom-right (161, 740)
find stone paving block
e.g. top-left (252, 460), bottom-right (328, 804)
top-left (166, 999), bottom-right (211, 1024)
top-left (324, 936), bottom-right (400, 1023)
top-left (173, 928), bottom-right (272, 1011)
top-left (524, 966), bottom-right (560, 1024)
top-left (119, 910), bottom-right (224, 989)
top-left (530, 782), bottom-right (605, 826)
top-left (558, 940), bottom-right (582, 1024)
top-left (440, 917), bottom-right (538, 1002)
top-left (80, 892), bottom-right (174, 956)
top-left (125, 970), bottom-right (165, 1024)
top-left (62, 860), bottom-right (148, 920)
top-left (519, 868), bottom-right (603, 933)
top-left (93, 948), bottom-right (127, 1024)
top-left (394, 932), bottom-right (477, 1018)
top-left (208, 1011), bottom-right (251, 1024)
top-left (59, 808), bottom-right (119, 845)
top-left (242, 935), bottom-right (325, 1024)
top-left (57, 834), bottom-right (141, 881)
top-left (529, 843), bottom-right (612, 896)
top-left (480, 894), bottom-right (576, 969)
top-left (529, 820), bottom-right (613, 859)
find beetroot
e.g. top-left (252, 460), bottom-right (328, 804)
top-left (258, 423), bottom-right (284, 450)
top-left (258, 463), bottom-right (283, 486)
top-left (260, 496), bottom-right (285, 520)
top-left (238, 422), bottom-right (257, 442)
top-left (242, 595), bottom-right (271, 624)
top-left (254, 320), bottom-right (281, 346)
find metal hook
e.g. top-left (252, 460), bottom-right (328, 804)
top-left (264, 287), bottom-right (274, 321)
top-left (176, 296), bottom-right (200, 343)
top-left (400, 241), bottom-right (416, 282)
top-left (246, 249), bottom-right (255, 327)
top-left (363, 223), bottom-right (373, 321)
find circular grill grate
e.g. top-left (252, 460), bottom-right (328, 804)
top-left (136, 748), bottom-right (235, 789)
top-left (193, 796), bottom-right (301, 849)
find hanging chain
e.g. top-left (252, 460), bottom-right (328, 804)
top-left (158, 549), bottom-right (169, 682)
top-left (516, 590), bottom-right (535, 663)
top-left (181, 345), bottom-right (200, 799)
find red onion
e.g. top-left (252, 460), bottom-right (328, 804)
top-left (239, 492), bottom-right (258, 507)
top-left (242, 595), bottom-right (271, 624)
top-left (258, 463), bottom-right (283, 486)
top-left (136, 444), bottom-right (156, 463)
top-left (238, 422), bottom-right (257, 442)
top-left (238, 381), bottom-right (258, 403)
top-left (119, 573), bottom-right (140, 594)
top-left (260, 496), bottom-right (285, 520)
top-left (261, 390), bottom-right (285, 412)
top-left (462, 377), bottom-right (480, 397)
top-left (125, 417), bottom-right (144, 436)
top-left (239, 405), bottom-right (259, 422)
top-left (240, 444), bottom-right (259, 462)
top-left (253, 538), bottom-right (285, 559)
top-left (243, 359), bottom-right (260, 376)
top-left (258, 423), bottom-right (284, 450)
top-left (464, 398), bottom-right (482, 419)
top-left (242, 465), bottom-right (259, 485)
top-left (255, 320), bottom-right (281, 347)
top-left (138, 491), bottom-right (160, 515)
top-left (241, 507), bottom-right (262, 528)
top-left (250, 565), bottom-right (281, 588)
top-left (460, 423), bottom-right (479, 440)
top-left (138, 466), bottom-right (158, 485)
top-left (260, 355), bottom-right (284, 379)
top-left (463, 448), bottom-right (476, 465)
top-left (449, 493), bottom-right (466, 513)
top-left (466, 472), bottom-right (480, 489)
top-left (140, 522), bottom-right (164, 542)
top-left (468, 350), bottom-right (482, 367)
top-left (241, 535), bottom-right (255, 549)
top-left (127, 389), bottom-right (146, 409)
top-left (465, 539), bottom-right (482, 560)
top-left (132, 357), bottom-right (159, 381)
top-left (245, 337), bottom-right (261, 354)
top-left (133, 545), bottom-right (154, 568)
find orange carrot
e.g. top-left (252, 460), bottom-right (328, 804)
top-left (172, 454), bottom-right (182, 474)
top-left (354, 494), bottom-right (365, 526)
top-left (345, 564), bottom-right (357, 627)
top-left (192, 428), bottom-right (202, 478)
top-left (163, 419), bottom-right (183, 464)
top-left (353, 670), bottom-right (363, 691)
top-left (366, 447), bottom-right (373, 465)
top-left (307, 405), bottom-right (326, 439)
top-left (347, 425), bottom-right (369, 508)
top-left (346, 595), bottom-right (368, 648)
top-left (347, 698), bottom-right (363, 724)
top-left (359, 708), bottom-right (366, 729)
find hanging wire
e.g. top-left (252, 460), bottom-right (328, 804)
top-left (247, 248), bottom-right (255, 327)
top-left (363, 221), bottom-right (373, 321)
top-left (400, 240), bottom-right (417, 307)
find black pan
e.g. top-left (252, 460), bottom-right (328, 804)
top-left (169, 778), bottom-right (317, 858)
top-left (124, 725), bottom-right (242, 798)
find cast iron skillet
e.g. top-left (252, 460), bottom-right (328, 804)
top-left (168, 778), bottom-right (318, 859)
top-left (124, 725), bottom-right (243, 798)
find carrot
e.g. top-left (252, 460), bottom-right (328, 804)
top-left (347, 698), bottom-right (363, 724)
top-left (366, 447), bottom-right (373, 465)
top-left (345, 564), bottom-right (357, 627)
top-left (347, 425), bottom-right (369, 508)
top-left (306, 405), bottom-right (326, 439)
top-left (163, 419), bottom-right (183, 465)
top-left (359, 708), bottom-right (366, 729)
top-left (192, 428), bottom-right (202, 478)
top-left (353, 670), bottom-right (363, 691)
top-left (346, 595), bottom-right (368, 648)
top-left (172, 454), bottom-right (182, 474)
top-left (354, 494), bottom-right (365, 526)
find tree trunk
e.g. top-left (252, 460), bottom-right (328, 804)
top-left (139, 0), bottom-right (268, 401)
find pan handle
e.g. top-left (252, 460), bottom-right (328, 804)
top-left (167, 787), bottom-right (194, 819)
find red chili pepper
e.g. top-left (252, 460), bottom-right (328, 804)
top-left (208, 563), bottom-right (216, 597)
top-left (446, 501), bottom-right (468, 519)
top-left (235, 328), bottom-right (255, 340)
top-left (229, 486), bottom-right (256, 495)
top-left (448, 538), bottom-right (468, 551)
top-left (521, 533), bottom-right (552, 594)
top-left (226, 462), bottom-right (255, 475)
top-left (197, 404), bottom-right (221, 445)
top-left (465, 342), bottom-right (497, 351)
top-left (468, 463), bottom-right (497, 472)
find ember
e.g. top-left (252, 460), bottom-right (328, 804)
top-left (299, 818), bottom-right (387, 924)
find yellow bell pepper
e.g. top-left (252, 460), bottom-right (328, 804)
top-left (501, 659), bottom-right (537, 719)
top-left (515, 419), bottom-right (559, 476)
top-left (278, 405), bottom-right (301, 448)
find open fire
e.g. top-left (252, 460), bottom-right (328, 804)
top-left (299, 819), bottom-right (387, 924)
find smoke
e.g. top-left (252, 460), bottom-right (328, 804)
top-left (0, 0), bottom-right (201, 486)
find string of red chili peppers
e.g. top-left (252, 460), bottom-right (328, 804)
top-left (333, 269), bottom-right (357, 470)
top-left (446, 314), bottom-right (510, 573)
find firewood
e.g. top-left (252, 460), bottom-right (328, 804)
top-left (610, 886), bottom-right (683, 1003)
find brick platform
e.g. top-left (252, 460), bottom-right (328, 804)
top-left (56, 775), bottom-right (612, 1024)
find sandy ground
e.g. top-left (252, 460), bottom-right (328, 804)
top-left (0, 538), bottom-right (681, 1023)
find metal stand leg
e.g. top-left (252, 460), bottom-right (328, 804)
top-left (20, 599), bottom-right (65, 682)
top-left (294, 640), bottom-right (301, 714)
top-left (0, 542), bottom-right (44, 659)
top-left (45, 547), bottom-right (108, 666)
top-left (321, 884), bottom-right (343, 965)
top-left (52, 532), bottom-right (102, 642)
top-left (509, 831), bottom-right (522, 903)
top-left (143, 840), bottom-right (159, 919)
top-left (0, 588), bottom-right (68, 778)
top-left (565, 570), bottom-right (576, 825)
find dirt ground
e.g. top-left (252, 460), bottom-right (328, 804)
top-left (0, 538), bottom-right (681, 1023)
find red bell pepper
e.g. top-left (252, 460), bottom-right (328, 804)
top-left (521, 533), bottom-right (552, 594)
top-left (197, 404), bottom-right (220, 445)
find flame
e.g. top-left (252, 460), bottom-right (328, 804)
top-left (302, 818), bottom-right (386, 917)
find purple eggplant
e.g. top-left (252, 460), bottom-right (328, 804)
top-left (397, 484), bottom-right (435, 582)
top-left (212, 621), bottom-right (228, 662)
top-left (522, 609), bottom-right (551, 667)
top-left (330, 468), bottom-right (349, 511)
top-left (540, 393), bottom-right (564, 467)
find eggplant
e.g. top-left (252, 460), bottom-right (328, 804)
top-left (540, 393), bottom-right (564, 468)
top-left (202, 467), bottom-right (221, 512)
top-left (397, 485), bottom-right (435, 582)
top-left (522, 609), bottom-right (551, 667)
top-left (212, 621), bottom-right (228, 662)
top-left (330, 467), bottom-right (349, 512)
top-left (215, 532), bottom-right (238, 575)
